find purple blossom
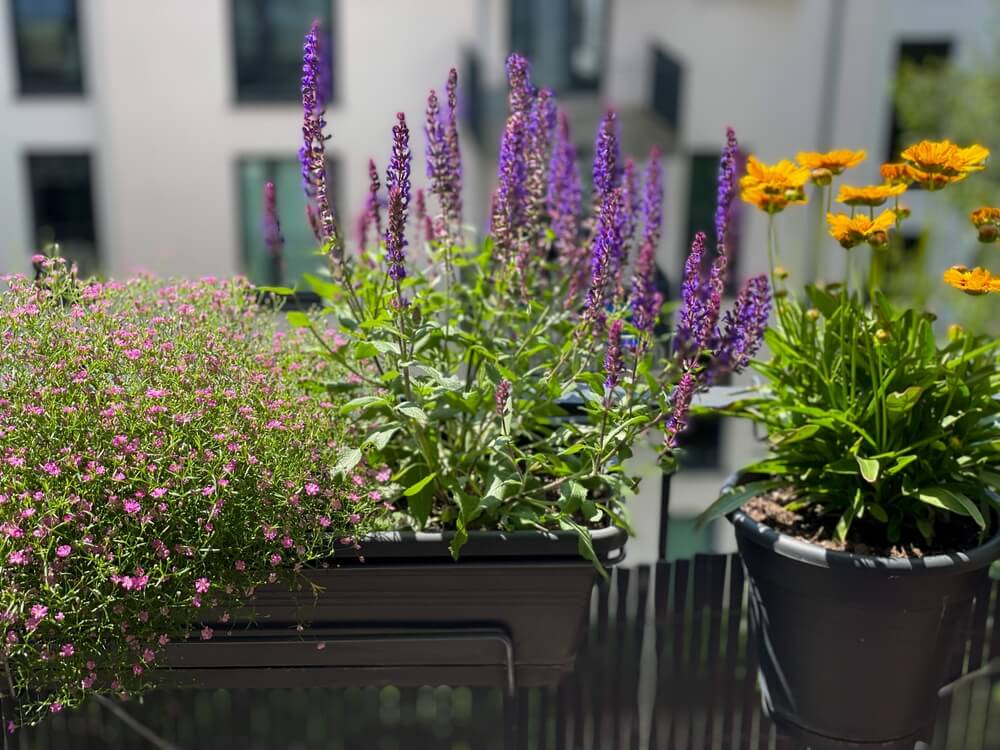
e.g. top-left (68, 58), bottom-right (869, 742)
top-left (592, 110), bottom-right (621, 214)
top-left (386, 112), bottom-right (411, 211)
top-left (505, 53), bottom-right (534, 117)
top-left (622, 158), bottom-right (640, 247)
top-left (641, 147), bottom-right (664, 250)
top-left (584, 187), bottom-right (625, 331)
top-left (603, 319), bottom-right (625, 399)
top-left (262, 182), bottom-right (284, 278)
top-left (299, 20), bottom-right (339, 256)
top-left (709, 274), bottom-right (771, 382)
top-left (426, 72), bottom-right (463, 242)
top-left (664, 370), bottom-right (697, 450)
top-left (491, 111), bottom-right (527, 263)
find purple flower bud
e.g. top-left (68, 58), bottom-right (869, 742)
top-left (262, 181), bottom-right (284, 267)
top-left (622, 158), bottom-right (640, 246)
top-left (426, 73), bottom-right (464, 245)
top-left (592, 110), bottom-right (621, 214)
top-left (664, 370), bottom-right (697, 450)
top-left (367, 158), bottom-right (382, 240)
top-left (495, 378), bottom-right (512, 416)
top-left (549, 109), bottom-right (582, 268)
top-left (445, 68), bottom-right (463, 225)
top-left (505, 53), bottom-right (534, 117)
top-left (603, 319), bottom-right (625, 400)
top-left (709, 274), bottom-right (771, 382)
top-left (299, 20), bottom-right (340, 256)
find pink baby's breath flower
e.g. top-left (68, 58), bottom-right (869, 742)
top-left (151, 488), bottom-right (167, 499)
top-left (41, 462), bottom-right (61, 476)
top-left (304, 482), bottom-right (320, 496)
top-left (59, 643), bottom-right (75, 658)
top-left (269, 553), bottom-right (282, 566)
top-left (376, 468), bottom-right (391, 483)
top-left (56, 544), bottom-right (72, 558)
top-left (234, 559), bottom-right (246, 571)
top-left (201, 626), bottom-right (214, 641)
top-left (318, 516), bottom-right (331, 528)
top-left (142, 648), bottom-right (155, 663)
top-left (7, 549), bottom-right (30, 565)
top-left (145, 388), bottom-right (168, 398)
top-left (50, 703), bottom-right (63, 713)
top-left (30, 604), bottom-right (48, 620)
top-left (195, 577), bottom-right (211, 594)
top-left (123, 349), bottom-right (142, 360)
top-left (123, 499), bottom-right (141, 515)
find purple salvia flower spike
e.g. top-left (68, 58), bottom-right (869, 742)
top-left (709, 274), bottom-right (771, 382)
top-left (664, 370), bottom-right (697, 450)
top-left (584, 187), bottom-right (625, 332)
top-left (641, 146), bottom-right (664, 250)
top-left (592, 110), bottom-right (621, 215)
top-left (603, 318), bottom-right (625, 402)
top-left (505, 53), bottom-right (534, 117)
top-left (414, 188), bottom-right (433, 246)
top-left (523, 88), bottom-right (557, 248)
top-left (622, 158), bottom-right (640, 247)
top-left (386, 112), bottom-right (411, 211)
top-left (548, 109), bottom-right (584, 304)
top-left (262, 182), bottom-right (284, 281)
top-left (385, 184), bottom-right (408, 286)
top-left (714, 127), bottom-right (739, 256)
top-left (299, 19), bottom-right (340, 257)
top-left (491, 111), bottom-right (527, 264)
top-left (495, 379), bottom-right (512, 417)
top-left (630, 239), bottom-right (658, 343)
top-left (674, 231), bottom-right (716, 357)
top-left (425, 87), bottom-right (445, 183)
top-left (444, 68), bottom-right (463, 236)
top-left (367, 158), bottom-right (383, 241)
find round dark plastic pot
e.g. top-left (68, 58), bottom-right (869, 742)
top-left (726, 478), bottom-right (1000, 748)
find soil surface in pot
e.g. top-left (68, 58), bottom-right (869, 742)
top-left (744, 487), bottom-right (985, 558)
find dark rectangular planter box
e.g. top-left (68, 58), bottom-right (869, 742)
top-left (163, 527), bottom-right (626, 691)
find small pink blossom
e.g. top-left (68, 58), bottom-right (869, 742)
top-left (200, 626), bottom-right (214, 641)
top-left (56, 545), bottom-right (72, 558)
top-left (59, 643), bottom-right (75, 658)
top-left (195, 578), bottom-right (211, 594)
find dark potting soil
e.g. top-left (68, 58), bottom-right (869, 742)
top-left (743, 487), bottom-right (986, 558)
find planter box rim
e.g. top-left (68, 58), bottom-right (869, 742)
top-left (723, 472), bottom-right (1000, 573)
top-left (337, 524), bottom-right (627, 563)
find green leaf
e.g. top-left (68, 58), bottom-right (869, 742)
top-left (559, 480), bottom-right (587, 515)
top-left (916, 487), bottom-right (986, 528)
top-left (855, 456), bottom-right (880, 483)
top-left (695, 480), bottom-right (783, 528)
top-left (772, 423), bottom-right (820, 445)
top-left (397, 403), bottom-right (429, 425)
top-left (404, 472), bottom-right (438, 497)
top-left (869, 503), bottom-right (889, 523)
top-left (332, 448), bottom-right (363, 478)
top-left (339, 396), bottom-right (388, 415)
top-left (835, 489), bottom-right (863, 541)
top-left (302, 273), bottom-right (338, 299)
top-left (449, 520), bottom-right (469, 560)
top-left (255, 285), bottom-right (295, 295)
top-left (885, 386), bottom-right (923, 415)
top-left (362, 426), bottom-right (399, 452)
top-left (885, 454), bottom-right (917, 477)
top-left (286, 311), bottom-right (312, 328)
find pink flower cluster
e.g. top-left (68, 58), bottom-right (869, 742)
top-left (0, 259), bottom-right (390, 726)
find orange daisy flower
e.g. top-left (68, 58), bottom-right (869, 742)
top-left (836, 183), bottom-right (908, 207)
top-left (739, 156), bottom-right (810, 214)
top-left (899, 140), bottom-right (990, 189)
top-left (880, 163), bottom-right (912, 185)
top-left (826, 210), bottom-right (896, 249)
top-left (942, 266), bottom-right (1000, 295)
top-left (796, 149), bottom-right (866, 175)
top-left (741, 185), bottom-right (808, 214)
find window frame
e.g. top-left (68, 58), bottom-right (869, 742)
top-left (24, 150), bottom-right (99, 273)
top-left (229, 0), bottom-right (337, 106)
top-left (8, 0), bottom-right (86, 96)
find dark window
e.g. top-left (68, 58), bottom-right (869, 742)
top-left (27, 154), bottom-right (98, 274)
top-left (685, 152), bottom-right (741, 293)
top-left (509, 0), bottom-right (606, 93)
top-left (651, 45), bottom-right (684, 133)
top-left (232, 0), bottom-right (334, 103)
top-left (886, 40), bottom-right (952, 162)
top-left (676, 415), bottom-right (722, 471)
top-left (10, 0), bottom-right (84, 94)
top-left (238, 157), bottom-right (339, 286)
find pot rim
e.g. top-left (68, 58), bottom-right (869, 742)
top-left (724, 473), bottom-right (1000, 573)
top-left (336, 524), bottom-right (628, 563)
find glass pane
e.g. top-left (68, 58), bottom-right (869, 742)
top-left (239, 157), bottom-right (339, 287)
top-left (12, 0), bottom-right (84, 94)
top-left (233, 0), bottom-right (334, 102)
top-left (27, 154), bottom-right (98, 275)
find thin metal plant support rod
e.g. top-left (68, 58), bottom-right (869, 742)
top-left (92, 694), bottom-right (182, 750)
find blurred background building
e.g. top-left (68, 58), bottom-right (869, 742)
top-left (0, 0), bottom-right (996, 562)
